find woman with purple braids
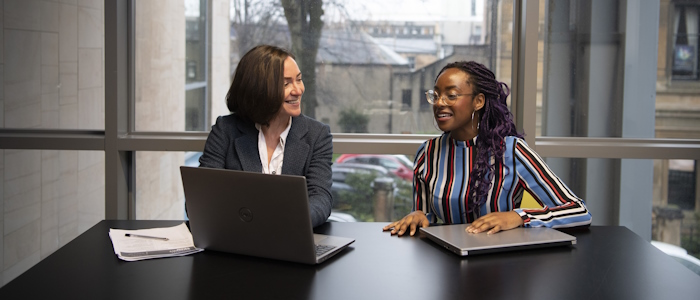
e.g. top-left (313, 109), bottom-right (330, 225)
top-left (383, 61), bottom-right (592, 236)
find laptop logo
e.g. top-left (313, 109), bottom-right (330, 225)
top-left (239, 207), bottom-right (253, 222)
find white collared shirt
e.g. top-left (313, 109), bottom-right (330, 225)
top-left (255, 118), bottom-right (292, 175)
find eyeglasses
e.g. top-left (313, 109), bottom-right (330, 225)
top-left (425, 90), bottom-right (474, 106)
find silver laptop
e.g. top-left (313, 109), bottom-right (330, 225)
top-left (420, 224), bottom-right (576, 256)
top-left (180, 166), bottom-right (354, 264)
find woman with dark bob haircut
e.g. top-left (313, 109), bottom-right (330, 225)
top-left (384, 61), bottom-right (592, 236)
top-left (199, 45), bottom-right (333, 227)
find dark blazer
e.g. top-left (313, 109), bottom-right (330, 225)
top-left (198, 113), bottom-right (333, 227)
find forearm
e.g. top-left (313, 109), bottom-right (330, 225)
top-left (514, 202), bottom-right (591, 228)
top-left (308, 193), bottom-right (332, 227)
top-left (513, 138), bottom-right (592, 228)
top-left (305, 124), bottom-right (334, 227)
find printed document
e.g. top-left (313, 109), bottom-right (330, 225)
top-left (109, 223), bottom-right (203, 261)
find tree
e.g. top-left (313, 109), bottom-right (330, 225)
top-left (280, 0), bottom-right (324, 119)
top-left (337, 108), bottom-right (369, 133)
top-left (230, 0), bottom-right (289, 59)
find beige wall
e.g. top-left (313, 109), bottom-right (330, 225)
top-left (1, 0), bottom-right (105, 286)
top-left (210, 0), bottom-right (231, 123)
top-left (133, 1), bottom-right (186, 220)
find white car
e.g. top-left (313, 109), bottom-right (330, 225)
top-left (651, 241), bottom-right (700, 276)
top-left (328, 212), bottom-right (358, 222)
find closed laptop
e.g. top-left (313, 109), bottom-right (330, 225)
top-left (420, 224), bottom-right (576, 256)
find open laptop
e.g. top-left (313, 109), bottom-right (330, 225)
top-left (420, 224), bottom-right (576, 256)
top-left (180, 166), bottom-right (354, 264)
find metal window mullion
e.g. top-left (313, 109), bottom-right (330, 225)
top-left (204, 0), bottom-right (210, 133)
top-left (127, 0), bottom-right (137, 220)
top-left (512, 0), bottom-right (539, 148)
top-left (106, 132), bottom-right (700, 160)
top-left (0, 131), bottom-right (105, 150)
top-left (105, 0), bottom-right (132, 220)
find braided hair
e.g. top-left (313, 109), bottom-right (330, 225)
top-left (436, 61), bottom-right (523, 212)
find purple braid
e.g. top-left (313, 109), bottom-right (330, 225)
top-left (436, 61), bottom-right (523, 212)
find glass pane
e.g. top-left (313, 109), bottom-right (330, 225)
top-left (658, 1), bottom-right (700, 140)
top-left (135, 151), bottom-right (187, 220)
top-left (1, 2), bottom-right (105, 130)
top-left (186, 87), bottom-right (207, 131)
top-left (537, 0), bottom-right (630, 137)
top-left (332, 153), bottom-right (414, 222)
top-left (653, 159), bottom-right (700, 276)
top-left (240, 0), bottom-right (513, 134)
top-left (135, 0), bottom-right (514, 133)
top-left (134, 0), bottom-right (210, 132)
top-left (0, 150), bottom-right (105, 286)
top-left (537, 1), bottom-right (700, 139)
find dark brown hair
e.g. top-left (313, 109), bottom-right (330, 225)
top-left (226, 45), bottom-right (295, 125)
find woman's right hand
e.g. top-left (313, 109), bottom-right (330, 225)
top-left (382, 211), bottom-right (430, 237)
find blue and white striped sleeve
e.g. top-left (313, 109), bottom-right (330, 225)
top-left (510, 138), bottom-right (592, 228)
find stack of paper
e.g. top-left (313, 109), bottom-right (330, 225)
top-left (108, 222), bottom-right (203, 261)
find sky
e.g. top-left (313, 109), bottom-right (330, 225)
top-left (340, 0), bottom-right (444, 22)
top-left (225, 0), bottom-right (483, 23)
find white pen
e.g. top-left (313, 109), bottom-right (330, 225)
top-left (125, 233), bottom-right (169, 241)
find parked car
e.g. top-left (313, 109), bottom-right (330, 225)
top-left (651, 241), bottom-right (700, 276)
top-left (332, 162), bottom-right (396, 183)
top-left (328, 211), bottom-right (358, 222)
top-left (335, 154), bottom-right (414, 181)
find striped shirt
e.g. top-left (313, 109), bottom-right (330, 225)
top-left (413, 133), bottom-right (592, 228)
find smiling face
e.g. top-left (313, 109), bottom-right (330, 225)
top-left (278, 56), bottom-right (304, 119)
top-left (432, 68), bottom-right (484, 141)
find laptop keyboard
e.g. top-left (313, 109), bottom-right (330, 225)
top-left (315, 244), bottom-right (335, 256)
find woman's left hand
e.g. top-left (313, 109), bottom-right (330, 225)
top-left (466, 211), bottom-right (524, 234)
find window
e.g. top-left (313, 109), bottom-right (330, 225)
top-left (420, 89), bottom-right (431, 110)
top-left (401, 89), bottom-right (412, 111)
top-left (666, 159), bottom-right (697, 210)
top-left (535, 0), bottom-right (700, 265)
top-left (407, 56), bottom-right (416, 69)
top-left (672, 4), bottom-right (700, 80)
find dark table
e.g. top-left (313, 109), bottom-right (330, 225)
top-left (1, 221), bottom-right (699, 299)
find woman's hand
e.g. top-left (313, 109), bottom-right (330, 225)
top-left (382, 211), bottom-right (430, 237)
top-left (466, 211), bottom-right (524, 234)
